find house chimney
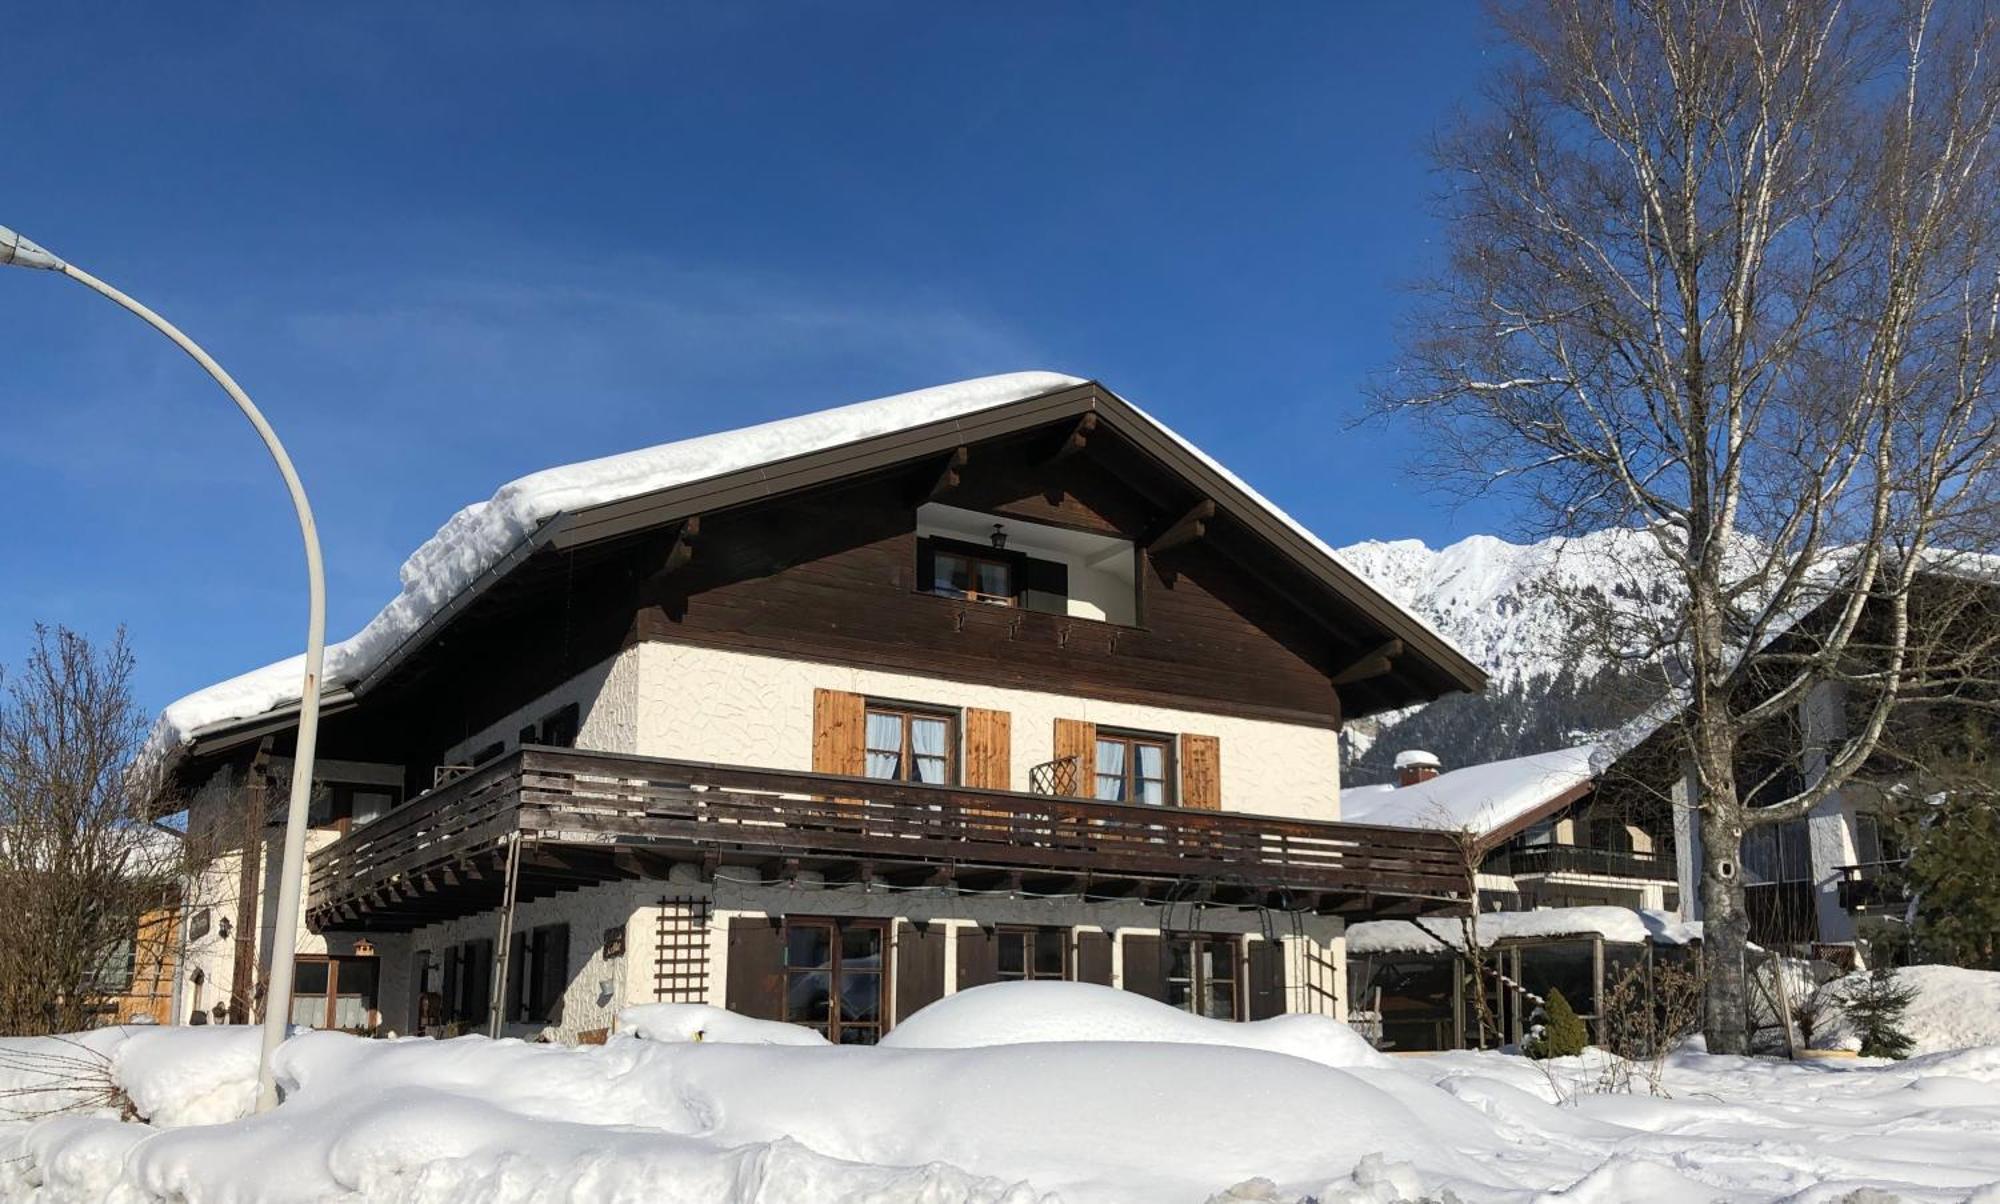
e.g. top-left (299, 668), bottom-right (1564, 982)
top-left (1394, 749), bottom-right (1441, 787)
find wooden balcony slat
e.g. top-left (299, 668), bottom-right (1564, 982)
top-left (308, 746), bottom-right (1464, 927)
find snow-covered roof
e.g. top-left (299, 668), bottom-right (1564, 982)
top-left (1341, 744), bottom-right (1602, 836)
top-left (1347, 906), bottom-right (1701, 955)
top-left (152, 372), bottom-right (1484, 762)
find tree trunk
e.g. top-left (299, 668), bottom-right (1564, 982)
top-left (1699, 808), bottom-right (1752, 1054)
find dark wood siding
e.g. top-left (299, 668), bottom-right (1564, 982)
top-left (1120, 933), bottom-right (1165, 1001)
top-left (1246, 939), bottom-right (1287, 1020)
top-left (895, 921), bottom-right (947, 1021)
top-left (1076, 930), bottom-right (1114, 986)
top-left (725, 916), bottom-right (784, 1021)
top-left (632, 456), bottom-right (1348, 728)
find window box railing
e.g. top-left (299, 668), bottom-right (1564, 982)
top-left (1836, 861), bottom-right (1909, 911)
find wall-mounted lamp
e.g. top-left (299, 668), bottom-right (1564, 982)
top-left (989, 523), bottom-right (1008, 551)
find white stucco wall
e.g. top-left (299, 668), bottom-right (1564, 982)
top-left (632, 641), bottom-right (1343, 820)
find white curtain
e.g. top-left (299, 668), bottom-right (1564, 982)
top-left (911, 717), bottom-right (949, 783)
top-left (865, 713), bottom-right (902, 779)
top-left (1094, 739), bottom-right (1126, 801)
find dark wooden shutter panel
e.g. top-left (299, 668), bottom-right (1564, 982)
top-left (506, 930), bottom-right (528, 1021)
top-left (812, 689), bottom-right (867, 777)
top-left (1247, 939), bottom-right (1287, 1020)
top-left (1076, 931), bottom-right (1114, 986)
top-left (1120, 933), bottom-right (1165, 1001)
top-left (964, 709), bottom-right (1012, 790)
top-left (1180, 734), bottom-right (1221, 810)
top-left (895, 921), bottom-right (947, 1022)
top-left (956, 926), bottom-right (998, 990)
top-left (537, 925), bottom-right (570, 1022)
top-left (726, 916), bottom-right (786, 1021)
top-left (1053, 719), bottom-right (1096, 796)
top-left (1020, 556), bottom-right (1069, 614)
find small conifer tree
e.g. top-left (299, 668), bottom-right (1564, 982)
top-left (1842, 966), bottom-right (1917, 1060)
top-left (1525, 988), bottom-right (1589, 1059)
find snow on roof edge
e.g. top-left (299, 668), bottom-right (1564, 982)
top-left (1340, 743), bottom-right (1603, 836)
top-left (1348, 907), bottom-right (1701, 955)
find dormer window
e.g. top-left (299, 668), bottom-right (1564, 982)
top-left (916, 502), bottom-right (1136, 624)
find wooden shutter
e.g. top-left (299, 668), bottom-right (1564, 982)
top-left (964, 707), bottom-right (1012, 795)
top-left (1053, 719), bottom-right (1096, 796)
top-left (895, 921), bottom-right (947, 1022)
top-left (1120, 933), bottom-right (1165, 1001)
top-left (1180, 734), bottom-right (1221, 810)
top-left (812, 688), bottom-right (867, 777)
top-left (726, 916), bottom-right (786, 1021)
top-left (506, 930), bottom-right (528, 1021)
top-left (1076, 930), bottom-right (1114, 986)
top-left (535, 925), bottom-right (570, 1023)
top-left (956, 926), bottom-right (998, 990)
top-left (1246, 939), bottom-right (1287, 1020)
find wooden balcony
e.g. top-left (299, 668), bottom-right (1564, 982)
top-left (307, 746), bottom-right (1466, 932)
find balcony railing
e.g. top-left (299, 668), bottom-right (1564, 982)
top-left (307, 746), bottom-right (1465, 930)
top-left (1483, 844), bottom-right (1674, 882)
top-left (1836, 861), bottom-right (1909, 911)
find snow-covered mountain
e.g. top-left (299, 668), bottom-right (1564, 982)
top-left (1337, 529), bottom-right (1674, 783)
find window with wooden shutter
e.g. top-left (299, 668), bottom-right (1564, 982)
top-left (1076, 931), bottom-right (1114, 986)
top-left (725, 916), bottom-right (786, 1021)
top-left (1120, 933), bottom-right (1165, 1001)
top-left (956, 926), bottom-right (998, 990)
top-left (812, 688), bottom-right (867, 776)
top-left (963, 709), bottom-right (1011, 790)
top-left (1052, 719), bottom-right (1096, 797)
top-left (1246, 939), bottom-right (1287, 1020)
top-left (894, 920), bottom-right (947, 1023)
top-left (1180, 734), bottom-right (1221, 811)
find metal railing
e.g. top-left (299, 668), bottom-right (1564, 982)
top-left (1484, 844), bottom-right (1673, 882)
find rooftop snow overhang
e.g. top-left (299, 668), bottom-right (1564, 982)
top-left (167, 379), bottom-right (1487, 772)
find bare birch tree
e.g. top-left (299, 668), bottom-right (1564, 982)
top-left (1382, 0), bottom-right (2000, 1051)
top-left (0, 626), bottom-right (207, 1034)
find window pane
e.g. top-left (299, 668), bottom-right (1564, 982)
top-left (1136, 744), bottom-right (1164, 779)
top-left (841, 926), bottom-right (883, 966)
top-left (1206, 982), bottom-right (1237, 1020)
top-left (934, 553), bottom-right (969, 596)
top-left (352, 790), bottom-right (393, 825)
top-left (838, 1026), bottom-right (879, 1045)
top-left (788, 925), bottom-right (831, 971)
top-left (1166, 979), bottom-right (1195, 1011)
top-left (1095, 774), bottom-right (1125, 801)
top-left (1166, 939), bottom-right (1194, 981)
top-left (998, 933), bottom-right (1025, 976)
top-left (840, 971), bottom-right (881, 1022)
top-left (975, 561), bottom-right (1012, 598)
top-left (865, 751), bottom-right (900, 779)
top-left (865, 713), bottom-right (904, 753)
top-left (1034, 930), bottom-right (1066, 977)
top-left (294, 960), bottom-right (330, 996)
top-left (1095, 739), bottom-right (1127, 801)
top-left (786, 971), bottom-right (832, 1022)
top-left (1137, 778), bottom-right (1165, 806)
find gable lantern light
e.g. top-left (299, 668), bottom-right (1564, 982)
top-left (2, 224), bottom-right (326, 1114)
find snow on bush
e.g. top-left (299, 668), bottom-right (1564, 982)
top-left (1815, 964), bottom-right (2000, 1055)
top-left (879, 981), bottom-right (1391, 1070)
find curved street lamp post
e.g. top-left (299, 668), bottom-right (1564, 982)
top-left (1, 224), bottom-right (324, 1112)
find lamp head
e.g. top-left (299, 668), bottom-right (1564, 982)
top-left (0, 226), bottom-right (64, 271)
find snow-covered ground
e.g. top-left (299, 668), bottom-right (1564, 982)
top-left (1, 980), bottom-right (1996, 1203)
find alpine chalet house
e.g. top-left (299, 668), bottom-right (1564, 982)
top-left (157, 374), bottom-right (1484, 1042)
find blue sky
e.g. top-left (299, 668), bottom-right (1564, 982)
top-left (0, 3), bottom-right (1506, 717)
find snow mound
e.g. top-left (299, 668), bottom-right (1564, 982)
top-left (1818, 965), bottom-right (2000, 1056)
top-left (878, 981), bottom-right (1391, 1070)
top-left (1348, 906), bottom-right (1700, 955)
top-left (620, 1003), bottom-right (830, 1046)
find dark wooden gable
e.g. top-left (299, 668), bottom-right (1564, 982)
top-left (628, 424), bottom-right (1350, 728)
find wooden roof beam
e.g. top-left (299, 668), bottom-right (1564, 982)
top-left (1331, 639), bottom-right (1403, 686)
top-left (921, 446), bottom-right (970, 502)
top-left (655, 516), bottom-right (701, 578)
top-left (1047, 412), bottom-right (1098, 465)
top-left (1148, 498), bottom-right (1216, 554)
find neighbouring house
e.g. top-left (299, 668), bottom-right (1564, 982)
top-left (1345, 906), bottom-right (1700, 1052)
top-left (93, 905), bottom-right (181, 1026)
top-left (1604, 560), bottom-right (2000, 960)
top-left (1341, 745), bottom-right (1680, 916)
top-left (152, 373), bottom-right (1487, 1043)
